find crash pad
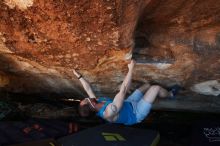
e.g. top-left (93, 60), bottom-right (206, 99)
top-left (58, 124), bottom-right (160, 146)
top-left (8, 139), bottom-right (60, 146)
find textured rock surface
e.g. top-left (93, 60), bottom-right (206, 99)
top-left (134, 0), bottom-right (220, 95)
top-left (0, 0), bottom-right (220, 100)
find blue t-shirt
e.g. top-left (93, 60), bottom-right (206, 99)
top-left (96, 97), bottom-right (137, 125)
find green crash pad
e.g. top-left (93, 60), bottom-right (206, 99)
top-left (58, 124), bottom-right (160, 146)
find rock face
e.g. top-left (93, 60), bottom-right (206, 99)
top-left (0, 0), bottom-right (220, 100)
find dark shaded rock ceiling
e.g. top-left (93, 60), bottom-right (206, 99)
top-left (0, 0), bottom-right (219, 101)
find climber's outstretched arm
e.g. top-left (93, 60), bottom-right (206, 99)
top-left (104, 60), bottom-right (135, 119)
top-left (73, 69), bottom-right (96, 99)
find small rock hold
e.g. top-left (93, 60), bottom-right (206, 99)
top-left (10, 17), bottom-right (14, 21)
top-left (72, 53), bottom-right (79, 57)
top-left (58, 55), bottom-right (63, 58)
top-left (86, 37), bottom-right (91, 41)
top-left (65, 58), bottom-right (70, 62)
top-left (1, 37), bottom-right (6, 43)
top-left (97, 41), bottom-right (103, 45)
top-left (48, 55), bottom-right (53, 59)
top-left (65, 54), bottom-right (71, 58)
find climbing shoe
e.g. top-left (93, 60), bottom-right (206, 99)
top-left (168, 84), bottom-right (182, 99)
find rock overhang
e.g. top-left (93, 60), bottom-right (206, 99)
top-left (0, 0), bottom-right (219, 102)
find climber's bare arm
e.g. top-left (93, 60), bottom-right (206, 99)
top-left (104, 60), bottom-right (135, 119)
top-left (73, 69), bottom-right (96, 99)
top-left (120, 59), bottom-right (135, 93)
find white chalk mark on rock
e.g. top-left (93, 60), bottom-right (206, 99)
top-left (191, 80), bottom-right (220, 96)
top-left (4, 0), bottom-right (33, 10)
